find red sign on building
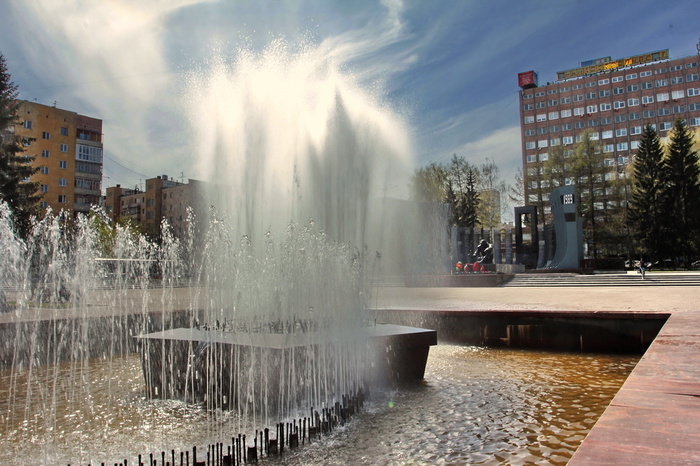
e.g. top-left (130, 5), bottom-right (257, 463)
top-left (518, 70), bottom-right (538, 89)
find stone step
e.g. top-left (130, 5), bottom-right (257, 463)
top-left (502, 273), bottom-right (700, 287)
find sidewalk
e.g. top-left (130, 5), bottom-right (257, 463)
top-left (374, 285), bottom-right (700, 465)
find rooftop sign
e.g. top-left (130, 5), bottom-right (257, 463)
top-left (556, 49), bottom-right (669, 81)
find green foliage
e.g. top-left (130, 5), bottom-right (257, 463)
top-left (629, 124), bottom-right (666, 260)
top-left (0, 53), bottom-right (40, 236)
top-left (661, 118), bottom-right (700, 263)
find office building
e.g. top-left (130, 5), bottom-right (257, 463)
top-left (518, 48), bottom-right (700, 209)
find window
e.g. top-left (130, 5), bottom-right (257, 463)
top-left (59, 160), bottom-right (67, 169)
top-left (546, 89), bottom-right (556, 95)
top-left (600, 103), bottom-right (611, 111)
top-left (612, 76), bottom-right (623, 83)
top-left (523, 93), bottom-right (533, 99)
top-left (574, 121), bottom-right (585, 129)
top-left (58, 177), bottom-right (67, 187)
top-left (617, 142), bottom-right (628, 151)
top-left (686, 62), bottom-right (698, 69)
top-left (628, 112), bottom-right (641, 121)
top-left (658, 108), bottom-right (670, 116)
top-left (525, 141), bottom-right (536, 149)
top-left (640, 70), bottom-right (652, 77)
top-left (627, 84), bottom-right (638, 92)
top-left (535, 91), bottom-right (545, 97)
top-left (687, 73), bottom-right (699, 82)
top-left (657, 92), bottom-right (669, 101)
top-left (562, 123), bottom-right (572, 130)
top-left (535, 102), bottom-right (546, 109)
top-left (523, 103), bottom-right (533, 110)
top-left (58, 195), bottom-right (66, 203)
top-left (660, 122), bottom-right (672, 131)
top-left (656, 79), bottom-right (668, 87)
top-left (526, 154), bottom-right (536, 163)
top-left (549, 125), bottom-right (560, 132)
top-left (669, 65), bottom-right (683, 71)
top-left (587, 119), bottom-right (599, 127)
top-left (643, 110), bottom-right (656, 118)
top-left (671, 76), bottom-right (684, 84)
top-left (573, 94), bottom-right (584, 102)
top-left (642, 95), bottom-right (654, 104)
top-left (604, 158), bottom-right (615, 167)
top-left (613, 101), bottom-right (625, 109)
top-left (40, 184), bottom-right (48, 192)
top-left (631, 141), bottom-right (640, 150)
top-left (655, 67), bottom-right (667, 74)
top-left (40, 166), bottom-right (49, 174)
top-left (539, 152), bottom-right (549, 161)
top-left (524, 115), bottom-right (534, 124)
top-left (537, 127), bottom-right (548, 135)
top-left (613, 87), bottom-right (624, 95)
top-left (641, 81), bottom-right (653, 89)
top-left (60, 127), bottom-right (68, 136)
top-left (673, 105), bottom-right (686, 114)
top-left (672, 89), bottom-right (685, 99)
top-left (538, 140), bottom-right (548, 148)
top-left (60, 143), bottom-right (68, 152)
top-left (536, 114), bottom-right (547, 122)
top-left (628, 98), bottom-right (640, 106)
top-left (589, 132), bottom-right (600, 140)
top-left (550, 138), bottom-right (561, 146)
top-left (572, 84), bottom-right (583, 90)
top-left (600, 116), bottom-right (613, 124)
top-left (525, 129), bottom-right (535, 136)
top-left (560, 86), bottom-right (570, 92)
top-left (614, 114), bottom-right (627, 123)
top-left (688, 88), bottom-right (700, 96)
top-left (631, 126), bottom-right (642, 135)
top-left (615, 128), bottom-right (627, 137)
top-left (602, 130), bottom-right (613, 139)
top-left (560, 96), bottom-right (571, 104)
top-left (41, 150), bottom-right (50, 158)
top-left (574, 107), bottom-right (584, 116)
top-left (626, 73), bottom-right (637, 80)
top-left (563, 136), bottom-right (574, 145)
top-left (604, 144), bottom-right (614, 153)
top-left (560, 109), bottom-right (572, 118)
top-left (690, 117), bottom-right (700, 126)
top-left (548, 99), bottom-right (558, 106)
top-left (548, 111), bottom-right (559, 120)
top-left (599, 89), bottom-right (610, 97)
top-left (586, 92), bottom-right (597, 99)
top-left (585, 81), bottom-right (596, 88)
top-left (42, 132), bottom-right (50, 139)
top-left (24, 120), bottom-right (32, 129)
top-left (587, 104), bottom-right (598, 113)
top-left (598, 78), bottom-right (610, 85)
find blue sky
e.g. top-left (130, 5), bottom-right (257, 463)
top-left (2, 0), bottom-right (698, 193)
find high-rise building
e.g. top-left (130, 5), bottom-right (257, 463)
top-left (518, 48), bottom-right (700, 211)
top-left (13, 101), bottom-right (103, 215)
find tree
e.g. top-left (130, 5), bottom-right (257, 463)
top-left (628, 124), bottom-right (666, 261)
top-left (477, 157), bottom-right (509, 233)
top-left (661, 118), bottom-right (700, 265)
top-left (409, 162), bottom-right (448, 203)
top-left (571, 130), bottom-right (607, 258)
top-left (0, 53), bottom-right (40, 236)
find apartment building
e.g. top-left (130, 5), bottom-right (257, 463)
top-left (518, 48), bottom-right (700, 207)
top-left (104, 176), bottom-right (207, 238)
top-left (13, 100), bottom-right (103, 215)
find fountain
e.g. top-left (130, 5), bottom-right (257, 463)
top-left (0, 42), bottom-right (438, 463)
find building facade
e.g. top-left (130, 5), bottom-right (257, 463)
top-left (13, 101), bottom-right (103, 215)
top-left (104, 176), bottom-right (207, 238)
top-left (518, 49), bottom-right (700, 211)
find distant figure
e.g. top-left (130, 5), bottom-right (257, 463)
top-left (635, 258), bottom-right (646, 279)
top-left (474, 239), bottom-right (493, 264)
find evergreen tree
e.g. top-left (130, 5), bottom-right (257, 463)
top-left (629, 124), bottom-right (666, 260)
top-left (0, 53), bottom-right (40, 236)
top-left (662, 118), bottom-right (700, 265)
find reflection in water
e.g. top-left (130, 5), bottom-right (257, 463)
top-left (0, 345), bottom-right (636, 465)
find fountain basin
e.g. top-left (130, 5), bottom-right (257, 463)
top-left (136, 323), bottom-right (436, 409)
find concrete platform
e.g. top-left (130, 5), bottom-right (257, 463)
top-left (373, 284), bottom-right (700, 465)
